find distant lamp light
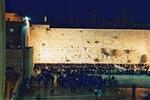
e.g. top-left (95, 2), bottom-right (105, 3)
top-left (24, 16), bottom-right (31, 21)
top-left (23, 16), bottom-right (31, 27)
top-left (44, 16), bottom-right (47, 22)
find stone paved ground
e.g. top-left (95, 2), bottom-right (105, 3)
top-left (11, 75), bottom-right (150, 100)
top-left (102, 75), bottom-right (150, 88)
top-left (17, 86), bottom-right (150, 100)
top-left (5, 70), bottom-right (17, 100)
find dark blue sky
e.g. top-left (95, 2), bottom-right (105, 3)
top-left (6, 0), bottom-right (150, 28)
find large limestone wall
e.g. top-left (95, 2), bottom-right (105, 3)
top-left (29, 25), bottom-right (150, 64)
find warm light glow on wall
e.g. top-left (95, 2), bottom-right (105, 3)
top-left (40, 48), bottom-right (50, 63)
top-left (29, 25), bottom-right (150, 64)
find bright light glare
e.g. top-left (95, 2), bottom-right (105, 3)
top-left (24, 16), bottom-right (31, 21)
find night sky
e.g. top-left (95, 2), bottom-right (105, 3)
top-left (6, 0), bottom-right (150, 28)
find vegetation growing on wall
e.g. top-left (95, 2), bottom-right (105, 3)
top-left (111, 49), bottom-right (119, 56)
top-left (94, 58), bottom-right (99, 62)
top-left (140, 54), bottom-right (147, 63)
top-left (101, 48), bottom-right (109, 56)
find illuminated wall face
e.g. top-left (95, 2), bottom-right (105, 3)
top-left (29, 25), bottom-right (150, 64)
top-left (5, 13), bottom-right (23, 21)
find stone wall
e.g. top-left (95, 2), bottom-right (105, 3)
top-left (29, 25), bottom-right (150, 64)
top-left (6, 49), bottom-right (23, 74)
top-left (6, 48), bottom-right (33, 76)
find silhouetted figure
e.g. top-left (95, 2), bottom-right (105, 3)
top-left (94, 89), bottom-right (98, 100)
top-left (9, 88), bottom-right (13, 99)
top-left (50, 87), bottom-right (55, 95)
top-left (111, 76), bottom-right (115, 81)
top-left (132, 84), bottom-right (136, 99)
top-left (36, 94), bottom-right (40, 100)
top-left (51, 75), bottom-right (55, 87)
top-left (44, 81), bottom-right (47, 88)
top-left (37, 75), bottom-right (41, 86)
top-left (94, 89), bottom-right (98, 96)
top-left (11, 93), bottom-right (15, 100)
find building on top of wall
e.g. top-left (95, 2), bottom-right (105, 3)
top-left (5, 12), bottom-right (23, 22)
top-left (5, 12), bottom-right (33, 83)
top-left (5, 13), bottom-right (25, 48)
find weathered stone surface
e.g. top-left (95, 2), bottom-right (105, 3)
top-left (29, 25), bottom-right (150, 64)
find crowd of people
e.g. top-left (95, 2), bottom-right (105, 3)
top-left (13, 63), bottom-right (150, 100)
top-left (28, 63), bottom-right (150, 94)
top-left (30, 64), bottom-right (119, 94)
top-left (33, 63), bottom-right (150, 76)
top-left (30, 68), bottom-right (54, 88)
top-left (57, 71), bottom-right (104, 92)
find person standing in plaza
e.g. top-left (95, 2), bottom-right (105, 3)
top-left (36, 94), bottom-right (41, 100)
